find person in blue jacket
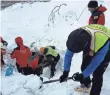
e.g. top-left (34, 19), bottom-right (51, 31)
top-left (59, 24), bottom-right (110, 95)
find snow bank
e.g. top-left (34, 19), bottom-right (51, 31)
top-left (1, 74), bottom-right (42, 95)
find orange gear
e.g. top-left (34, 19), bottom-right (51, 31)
top-left (40, 47), bottom-right (45, 53)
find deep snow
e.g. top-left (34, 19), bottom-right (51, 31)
top-left (1, 0), bottom-right (110, 95)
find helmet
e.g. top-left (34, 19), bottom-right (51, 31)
top-left (40, 47), bottom-right (45, 53)
top-left (88, 0), bottom-right (98, 8)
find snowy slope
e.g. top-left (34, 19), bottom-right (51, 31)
top-left (1, 0), bottom-right (110, 95)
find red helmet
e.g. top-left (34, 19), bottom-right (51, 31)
top-left (15, 36), bottom-right (23, 46)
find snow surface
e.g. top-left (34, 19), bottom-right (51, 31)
top-left (1, 0), bottom-right (110, 95)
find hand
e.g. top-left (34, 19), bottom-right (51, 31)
top-left (73, 72), bottom-right (84, 82)
top-left (59, 71), bottom-right (69, 83)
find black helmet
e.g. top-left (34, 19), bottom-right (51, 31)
top-left (88, 0), bottom-right (98, 8)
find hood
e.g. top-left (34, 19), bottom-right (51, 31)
top-left (15, 37), bottom-right (24, 46)
top-left (98, 6), bottom-right (107, 12)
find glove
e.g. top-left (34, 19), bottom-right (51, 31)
top-left (73, 72), bottom-right (84, 82)
top-left (59, 71), bottom-right (69, 83)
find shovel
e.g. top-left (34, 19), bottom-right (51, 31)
top-left (39, 74), bottom-right (76, 89)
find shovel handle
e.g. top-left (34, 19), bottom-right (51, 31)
top-left (43, 76), bottom-right (73, 84)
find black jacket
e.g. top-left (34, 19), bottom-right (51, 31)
top-left (66, 28), bottom-right (91, 53)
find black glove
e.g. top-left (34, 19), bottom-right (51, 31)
top-left (59, 71), bottom-right (69, 83)
top-left (73, 72), bottom-right (84, 82)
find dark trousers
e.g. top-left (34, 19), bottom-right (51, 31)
top-left (34, 67), bottom-right (42, 76)
top-left (16, 64), bottom-right (33, 75)
top-left (46, 54), bottom-right (60, 77)
top-left (81, 50), bottom-right (110, 95)
top-left (90, 50), bottom-right (110, 95)
top-left (16, 63), bottom-right (42, 76)
top-left (1, 54), bottom-right (5, 66)
top-left (51, 54), bottom-right (60, 75)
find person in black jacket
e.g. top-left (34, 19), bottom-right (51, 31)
top-left (59, 25), bottom-right (110, 95)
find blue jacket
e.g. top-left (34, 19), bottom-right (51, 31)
top-left (64, 41), bottom-right (110, 78)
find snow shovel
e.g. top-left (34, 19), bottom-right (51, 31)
top-left (43, 76), bottom-right (73, 84)
top-left (39, 74), bottom-right (76, 89)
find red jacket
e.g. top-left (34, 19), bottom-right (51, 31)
top-left (11, 37), bottom-right (32, 68)
top-left (89, 6), bottom-right (107, 25)
top-left (29, 56), bottom-right (39, 70)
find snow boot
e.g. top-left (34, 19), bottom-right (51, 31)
top-left (74, 84), bottom-right (91, 93)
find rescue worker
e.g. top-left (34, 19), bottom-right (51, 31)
top-left (10, 36), bottom-right (32, 75)
top-left (60, 24), bottom-right (110, 95)
top-left (11, 37), bottom-right (44, 76)
top-left (88, 0), bottom-right (107, 25)
top-left (40, 46), bottom-right (60, 78)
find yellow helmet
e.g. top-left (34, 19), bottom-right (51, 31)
top-left (40, 47), bottom-right (45, 53)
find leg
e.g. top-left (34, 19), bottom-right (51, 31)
top-left (90, 50), bottom-right (110, 95)
top-left (50, 54), bottom-right (60, 77)
top-left (50, 62), bottom-right (56, 77)
top-left (34, 67), bottom-right (42, 76)
top-left (80, 54), bottom-right (92, 87)
top-left (55, 54), bottom-right (60, 63)
top-left (22, 67), bottom-right (34, 75)
top-left (1, 54), bottom-right (5, 66)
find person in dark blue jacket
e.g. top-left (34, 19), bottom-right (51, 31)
top-left (59, 25), bottom-right (110, 95)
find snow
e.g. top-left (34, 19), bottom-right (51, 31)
top-left (1, 74), bottom-right (43, 95)
top-left (1, 0), bottom-right (110, 95)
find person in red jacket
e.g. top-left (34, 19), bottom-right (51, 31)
top-left (11, 36), bottom-right (32, 75)
top-left (11, 36), bottom-right (43, 75)
top-left (88, 0), bottom-right (107, 25)
top-left (28, 51), bottom-right (44, 76)
top-left (0, 37), bottom-right (8, 66)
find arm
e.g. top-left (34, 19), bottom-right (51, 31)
top-left (82, 41), bottom-right (110, 78)
top-left (60, 49), bottom-right (74, 82)
top-left (27, 47), bottom-right (32, 57)
top-left (11, 49), bottom-right (16, 59)
top-left (64, 49), bottom-right (74, 71)
top-left (44, 48), bottom-right (48, 55)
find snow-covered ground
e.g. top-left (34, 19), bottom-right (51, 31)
top-left (1, 0), bottom-right (110, 95)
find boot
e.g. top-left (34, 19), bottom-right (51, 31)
top-left (74, 84), bottom-right (91, 93)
